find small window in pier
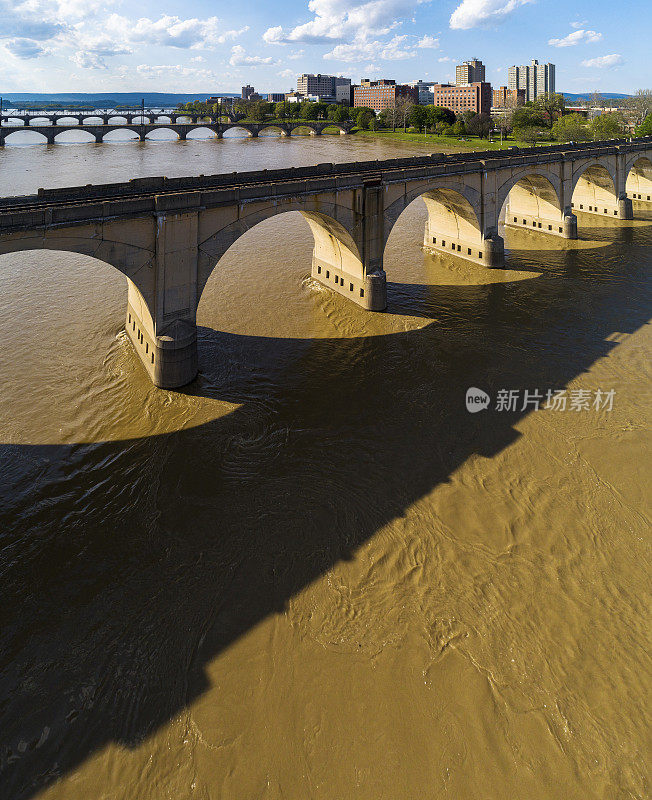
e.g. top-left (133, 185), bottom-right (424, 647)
top-left (317, 265), bottom-right (321, 274)
top-left (647, 196), bottom-right (650, 201)
top-left (548, 225), bottom-right (552, 230)
top-left (478, 252), bottom-right (483, 259)
top-left (451, 243), bottom-right (455, 250)
top-left (128, 313), bottom-right (131, 323)
top-left (558, 227), bottom-right (562, 232)
top-left (146, 343), bottom-right (148, 354)
top-left (538, 223), bottom-right (542, 228)
top-left (151, 353), bottom-right (154, 364)
top-left (433, 237), bottom-right (437, 244)
top-left (513, 217), bottom-right (517, 223)
top-left (533, 221), bottom-right (536, 227)
top-left (326, 270), bottom-right (330, 279)
top-left (457, 245), bottom-right (461, 252)
top-left (467, 248), bottom-right (472, 255)
top-left (614, 210), bottom-right (618, 215)
top-left (132, 321), bottom-right (135, 331)
top-left (350, 283), bottom-right (354, 291)
top-left (441, 240), bottom-right (445, 246)
top-left (580, 204), bottom-right (583, 209)
top-left (360, 288), bottom-right (364, 298)
top-left (523, 219), bottom-right (526, 225)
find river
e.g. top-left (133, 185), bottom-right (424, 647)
top-left (0, 130), bottom-right (650, 800)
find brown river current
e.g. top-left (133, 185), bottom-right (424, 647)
top-left (0, 129), bottom-right (650, 800)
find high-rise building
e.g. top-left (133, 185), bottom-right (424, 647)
top-left (508, 60), bottom-right (555, 102)
top-left (241, 85), bottom-right (255, 100)
top-left (296, 74), bottom-right (352, 104)
top-left (456, 59), bottom-right (485, 85)
top-left (267, 93), bottom-right (286, 103)
top-left (353, 80), bottom-right (419, 111)
top-left (430, 82), bottom-right (492, 116)
top-left (492, 86), bottom-right (526, 108)
top-left (407, 80), bottom-right (436, 105)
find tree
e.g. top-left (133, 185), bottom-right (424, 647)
top-left (551, 113), bottom-right (590, 142)
top-left (461, 109), bottom-right (475, 125)
top-left (495, 110), bottom-right (513, 137)
top-left (625, 89), bottom-right (652, 124)
top-left (328, 104), bottom-right (349, 123)
top-left (591, 112), bottom-right (624, 140)
top-left (395, 96), bottom-right (414, 131)
top-left (248, 101), bottom-right (271, 122)
top-left (426, 105), bottom-right (455, 127)
top-left (514, 126), bottom-right (542, 146)
top-left (303, 102), bottom-right (320, 120)
top-left (409, 104), bottom-right (427, 130)
top-left (275, 101), bottom-right (288, 120)
top-left (451, 120), bottom-right (466, 136)
top-left (356, 108), bottom-right (375, 130)
top-left (466, 113), bottom-right (492, 138)
top-left (512, 105), bottom-right (547, 130)
top-left (635, 115), bottom-right (652, 137)
top-left (533, 92), bottom-right (565, 127)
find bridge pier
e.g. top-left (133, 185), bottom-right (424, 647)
top-left (423, 225), bottom-right (505, 267)
top-left (505, 209), bottom-right (578, 239)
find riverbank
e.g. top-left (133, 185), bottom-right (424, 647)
top-left (352, 129), bottom-right (551, 152)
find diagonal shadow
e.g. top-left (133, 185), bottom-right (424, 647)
top-left (0, 224), bottom-right (650, 798)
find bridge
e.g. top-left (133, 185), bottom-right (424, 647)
top-left (0, 117), bottom-right (353, 145)
top-left (0, 137), bottom-right (650, 388)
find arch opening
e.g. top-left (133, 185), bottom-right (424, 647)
top-left (185, 127), bottom-right (218, 139)
top-left (222, 126), bottom-right (254, 138)
top-left (3, 129), bottom-right (49, 145)
top-left (626, 156), bottom-right (652, 202)
top-left (56, 116), bottom-right (79, 126)
top-left (102, 129), bottom-right (140, 142)
top-left (144, 128), bottom-right (180, 140)
top-left (52, 129), bottom-right (95, 144)
top-left (501, 173), bottom-right (570, 238)
top-left (571, 163), bottom-right (619, 217)
top-left (107, 116), bottom-right (128, 124)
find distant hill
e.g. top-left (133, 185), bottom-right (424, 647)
top-left (1, 92), bottom-right (239, 108)
top-left (563, 92), bottom-right (631, 101)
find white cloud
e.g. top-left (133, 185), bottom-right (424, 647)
top-left (438, 55), bottom-right (451, 62)
top-left (3, 37), bottom-right (49, 58)
top-left (263, 0), bottom-right (426, 44)
top-left (279, 68), bottom-right (295, 79)
top-left (581, 53), bottom-right (624, 68)
top-left (548, 29), bottom-right (602, 47)
top-left (324, 34), bottom-right (418, 62)
top-left (217, 26), bottom-right (249, 44)
top-left (105, 14), bottom-right (223, 50)
top-left (417, 34), bottom-right (438, 48)
top-left (288, 49), bottom-right (305, 60)
top-left (449, 0), bottom-right (533, 30)
top-left (229, 44), bottom-right (276, 66)
top-left (570, 19), bottom-right (587, 29)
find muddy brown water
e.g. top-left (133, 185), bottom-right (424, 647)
top-left (0, 129), bottom-right (650, 800)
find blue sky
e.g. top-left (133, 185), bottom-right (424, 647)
top-left (1, 0), bottom-right (649, 94)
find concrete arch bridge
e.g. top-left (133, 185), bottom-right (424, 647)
top-left (0, 120), bottom-right (353, 145)
top-left (0, 137), bottom-right (650, 388)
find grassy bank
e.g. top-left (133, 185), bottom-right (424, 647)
top-left (353, 129), bottom-right (554, 151)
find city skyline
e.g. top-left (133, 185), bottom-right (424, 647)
top-left (1, 0), bottom-right (649, 94)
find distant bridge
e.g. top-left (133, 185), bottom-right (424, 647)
top-left (0, 137), bottom-right (650, 388)
top-left (0, 117), bottom-right (353, 145)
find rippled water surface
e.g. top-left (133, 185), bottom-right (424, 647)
top-left (0, 133), bottom-right (650, 800)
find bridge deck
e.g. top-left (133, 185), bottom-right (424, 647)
top-left (0, 137), bottom-right (649, 216)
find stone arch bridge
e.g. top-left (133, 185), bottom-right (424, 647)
top-left (0, 137), bottom-right (650, 388)
top-left (0, 120), bottom-right (353, 145)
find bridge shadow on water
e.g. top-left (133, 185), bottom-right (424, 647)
top-left (0, 218), bottom-right (650, 798)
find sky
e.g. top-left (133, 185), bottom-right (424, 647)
top-left (1, 0), bottom-right (650, 94)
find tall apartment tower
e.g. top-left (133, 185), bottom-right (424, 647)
top-left (508, 60), bottom-right (555, 102)
top-left (456, 59), bottom-right (485, 85)
top-left (241, 85), bottom-right (255, 100)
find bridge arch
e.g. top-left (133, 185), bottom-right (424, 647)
top-left (197, 200), bottom-right (365, 304)
top-left (53, 129), bottom-right (95, 144)
top-left (101, 127), bottom-right (140, 142)
top-left (82, 116), bottom-right (103, 124)
top-left (571, 161), bottom-right (619, 215)
top-left (144, 127), bottom-right (181, 140)
top-left (185, 126), bottom-right (218, 139)
top-left (55, 116), bottom-right (80, 126)
top-left (107, 115), bottom-right (128, 124)
top-left (626, 156), bottom-right (652, 201)
top-left (258, 124), bottom-right (288, 137)
top-left (288, 123), bottom-right (319, 135)
top-left (2, 129), bottom-right (49, 145)
top-left (222, 124), bottom-right (256, 138)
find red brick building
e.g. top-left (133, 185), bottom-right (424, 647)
top-left (353, 79), bottom-right (419, 111)
top-left (492, 86), bottom-right (525, 108)
top-left (430, 82), bottom-right (492, 116)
